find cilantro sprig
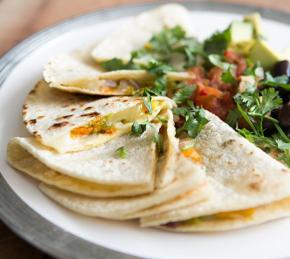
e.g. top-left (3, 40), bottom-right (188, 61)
top-left (203, 27), bottom-right (231, 55)
top-left (173, 103), bottom-right (209, 138)
top-left (260, 72), bottom-right (290, 91)
top-left (233, 87), bottom-right (290, 166)
top-left (131, 121), bottom-right (164, 154)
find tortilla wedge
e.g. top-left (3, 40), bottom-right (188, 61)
top-left (43, 49), bottom-right (192, 96)
top-left (124, 182), bottom-right (212, 219)
top-left (141, 112), bottom-right (290, 228)
top-left (7, 124), bottom-right (159, 196)
top-left (23, 80), bottom-right (173, 153)
top-left (160, 197), bottom-right (290, 232)
top-left (43, 4), bottom-right (193, 96)
top-left (39, 154), bottom-right (206, 219)
top-left (91, 4), bottom-right (192, 62)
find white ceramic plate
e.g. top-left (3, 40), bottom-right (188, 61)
top-left (1, 2), bottom-right (290, 259)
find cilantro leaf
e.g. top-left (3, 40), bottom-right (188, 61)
top-left (149, 26), bottom-right (186, 61)
top-left (221, 68), bottom-right (236, 84)
top-left (225, 108), bottom-right (240, 128)
top-left (115, 146), bottom-right (128, 159)
top-left (143, 93), bottom-right (152, 114)
top-left (173, 105), bottom-right (209, 138)
top-left (153, 132), bottom-right (164, 155)
top-left (260, 88), bottom-right (283, 115)
top-left (142, 60), bottom-right (173, 76)
top-left (208, 54), bottom-right (233, 71)
top-left (173, 85), bottom-right (195, 104)
top-left (260, 72), bottom-right (290, 91)
top-left (279, 151), bottom-right (290, 167)
top-left (203, 28), bottom-right (231, 55)
top-left (101, 58), bottom-right (127, 71)
top-left (131, 122), bottom-right (147, 136)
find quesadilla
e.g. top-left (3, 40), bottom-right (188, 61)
top-left (7, 124), bottom-right (158, 196)
top-left (160, 197), bottom-right (290, 232)
top-left (23, 81), bottom-right (174, 153)
top-left (43, 4), bottom-right (193, 96)
top-left (140, 112), bottom-right (290, 229)
top-left (38, 154), bottom-right (207, 219)
top-left (124, 182), bottom-right (212, 219)
top-left (43, 50), bottom-right (155, 96)
top-left (91, 4), bottom-right (191, 62)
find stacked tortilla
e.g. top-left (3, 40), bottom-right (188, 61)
top-left (7, 4), bottom-right (290, 232)
top-left (7, 79), bottom-right (209, 220)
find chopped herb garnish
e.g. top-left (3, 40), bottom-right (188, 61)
top-left (221, 68), bottom-right (236, 84)
top-left (260, 72), bottom-right (290, 91)
top-left (225, 108), bottom-right (240, 128)
top-left (203, 28), bottom-right (231, 55)
top-left (153, 132), bottom-right (164, 155)
top-left (115, 146), bottom-right (128, 159)
top-left (208, 54), bottom-right (233, 71)
top-left (131, 122), bottom-right (148, 136)
top-left (131, 121), bottom-right (164, 154)
top-left (233, 87), bottom-right (290, 166)
top-left (173, 85), bottom-right (195, 105)
top-left (143, 92), bottom-right (153, 114)
top-left (101, 58), bottom-right (127, 71)
top-left (173, 104), bottom-right (209, 138)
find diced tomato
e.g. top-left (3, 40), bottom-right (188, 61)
top-left (187, 66), bottom-right (206, 84)
top-left (194, 84), bottom-right (223, 103)
top-left (208, 67), bottom-right (233, 92)
top-left (194, 84), bottom-right (234, 120)
top-left (224, 50), bottom-right (247, 77)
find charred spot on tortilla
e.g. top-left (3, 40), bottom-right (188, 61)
top-left (37, 115), bottom-right (45, 120)
top-left (249, 182), bottom-right (262, 191)
top-left (80, 112), bottom-right (100, 117)
top-left (56, 114), bottom-right (73, 121)
top-left (84, 106), bottom-right (93, 111)
top-left (49, 121), bottom-right (69, 130)
top-left (222, 139), bottom-right (236, 148)
top-left (28, 119), bottom-right (37, 125)
top-left (32, 131), bottom-right (41, 138)
top-left (71, 108), bottom-right (76, 111)
top-left (29, 89), bottom-right (36, 95)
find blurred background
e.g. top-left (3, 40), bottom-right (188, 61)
top-left (1, 0), bottom-right (290, 56)
top-left (0, 0), bottom-right (289, 258)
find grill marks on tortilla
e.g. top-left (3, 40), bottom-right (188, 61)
top-left (48, 121), bottom-right (70, 130)
top-left (80, 112), bottom-right (100, 118)
top-left (56, 114), bottom-right (73, 121)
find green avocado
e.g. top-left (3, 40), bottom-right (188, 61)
top-left (230, 21), bottom-right (254, 44)
top-left (249, 40), bottom-right (281, 70)
top-left (244, 13), bottom-right (262, 38)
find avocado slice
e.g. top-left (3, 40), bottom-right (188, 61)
top-left (249, 40), bottom-right (281, 70)
top-left (229, 21), bottom-right (254, 54)
top-left (244, 13), bottom-right (262, 38)
top-left (230, 21), bottom-right (254, 44)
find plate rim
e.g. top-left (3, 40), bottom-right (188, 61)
top-left (1, 1), bottom-right (290, 259)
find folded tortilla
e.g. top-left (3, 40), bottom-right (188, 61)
top-left (43, 5), bottom-right (192, 96)
top-left (124, 182), bottom-right (212, 219)
top-left (7, 125), bottom-right (158, 196)
top-left (38, 154), bottom-right (207, 219)
top-left (160, 197), bottom-right (290, 232)
top-left (23, 80), bottom-right (174, 153)
top-left (91, 4), bottom-right (192, 62)
top-left (43, 48), bottom-right (192, 96)
top-left (141, 112), bottom-right (290, 228)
